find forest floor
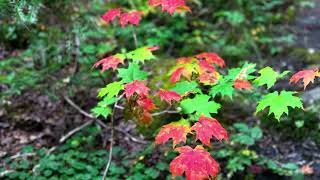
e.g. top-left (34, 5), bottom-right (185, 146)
top-left (1, 0), bottom-right (320, 179)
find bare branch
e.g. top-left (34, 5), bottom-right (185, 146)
top-left (151, 110), bottom-right (179, 116)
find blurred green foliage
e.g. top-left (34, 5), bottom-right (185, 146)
top-left (1, 0), bottom-right (297, 100)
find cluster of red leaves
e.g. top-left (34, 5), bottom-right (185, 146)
top-left (290, 68), bottom-right (319, 89)
top-left (155, 115), bottom-right (228, 179)
top-left (170, 52), bottom-right (225, 84)
top-left (148, 0), bottom-right (191, 15)
top-left (170, 146), bottom-right (220, 180)
top-left (155, 116), bottom-right (228, 147)
top-left (93, 55), bottom-right (124, 72)
top-left (101, 8), bottom-right (143, 27)
top-left (124, 80), bottom-right (156, 124)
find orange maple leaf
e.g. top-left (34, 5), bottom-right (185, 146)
top-left (155, 123), bottom-right (190, 147)
top-left (195, 52), bottom-right (226, 68)
top-left (93, 55), bottom-right (124, 72)
top-left (290, 68), bottom-right (319, 89)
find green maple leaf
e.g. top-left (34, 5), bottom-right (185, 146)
top-left (171, 81), bottom-right (201, 95)
top-left (180, 94), bottom-right (221, 119)
top-left (256, 91), bottom-right (303, 120)
top-left (253, 67), bottom-right (289, 89)
top-left (225, 63), bottom-right (256, 80)
top-left (91, 106), bottom-right (111, 118)
top-left (209, 78), bottom-right (234, 99)
top-left (126, 47), bottom-right (156, 63)
top-left (98, 81), bottom-right (124, 100)
top-left (117, 63), bottom-right (148, 83)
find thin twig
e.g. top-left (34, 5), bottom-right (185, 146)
top-left (64, 96), bottom-right (95, 119)
top-left (131, 27), bottom-right (138, 48)
top-left (151, 110), bottom-right (179, 116)
top-left (102, 93), bottom-right (124, 180)
top-left (115, 105), bottom-right (124, 110)
top-left (64, 96), bottom-right (147, 144)
top-left (0, 170), bottom-right (14, 178)
top-left (59, 120), bottom-right (94, 143)
top-left (9, 153), bottom-right (36, 160)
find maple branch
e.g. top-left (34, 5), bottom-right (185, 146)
top-left (64, 95), bottom-right (146, 144)
top-left (102, 93), bottom-right (124, 180)
top-left (152, 109), bottom-right (179, 116)
top-left (115, 105), bottom-right (124, 110)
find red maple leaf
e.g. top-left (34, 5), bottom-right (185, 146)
top-left (198, 60), bottom-right (217, 73)
top-left (119, 11), bottom-right (143, 27)
top-left (137, 95), bottom-right (157, 111)
top-left (148, 0), bottom-right (191, 15)
top-left (170, 67), bottom-right (185, 83)
top-left (170, 146), bottom-right (220, 180)
top-left (93, 55), bottom-right (124, 72)
top-left (234, 79), bottom-right (252, 90)
top-left (147, 46), bottom-right (160, 51)
top-left (198, 72), bottom-right (219, 85)
top-left (158, 89), bottom-right (182, 105)
top-left (101, 8), bottom-right (121, 23)
top-left (124, 80), bottom-right (150, 99)
top-left (290, 68), bottom-right (319, 89)
top-left (155, 123), bottom-right (190, 146)
top-left (196, 52), bottom-right (225, 68)
top-left (191, 116), bottom-right (228, 147)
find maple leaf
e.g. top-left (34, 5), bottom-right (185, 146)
top-left (234, 79), bottom-right (252, 90)
top-left (170, 67), bottom-right (185, 83)
top-left (91, 106), bottom-right (111, 118)
top-left (225, 63), bottom-right (256, 81)
top-left (195, 52), bottom-right (225, 68)
top-left (117, 62), bottom-right (148, 83)
top-left (256, 91), bottom-right (303, 120)
top-left (198, 72), bottom-right (219, 85)
top-left (149, 0), bottom-right (191, 15)
top-left (124, 80), bottom-right (150, 99)
top-left (126, 46), bottom-right (158, 63)
top-left (198, 60), bottom-right (217, 73)
top-left (171, 81), bottom-right (201, 95)
top-left (155, 119), bottom-right (190, 147)
top-left (191, 116), bottom-right (228, 147)
top-left (209, 78), bottom-right (234, 99)
top-left (93, 54), bottom-right (125, 72)
top-left (157, 89), bottom-right (182, 105)
top-left (98, 81), bottom-right (124, 100)
top-left (253, 67), bottom-right (289, 89)
top-left (170, 60), bottom-right (198, 83)
top-left (137, 95), bottom-right (157, 111)
top-left (170, 145), bottom-right (220, 180)
top-left (290, 68), bottom-right (319, 89)
top-left (119, 11), bottom-right (143, 27)
top-left (101, 8), bottom-right (121, 24)
top-left (180, 94), bottom-right (221, 119)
